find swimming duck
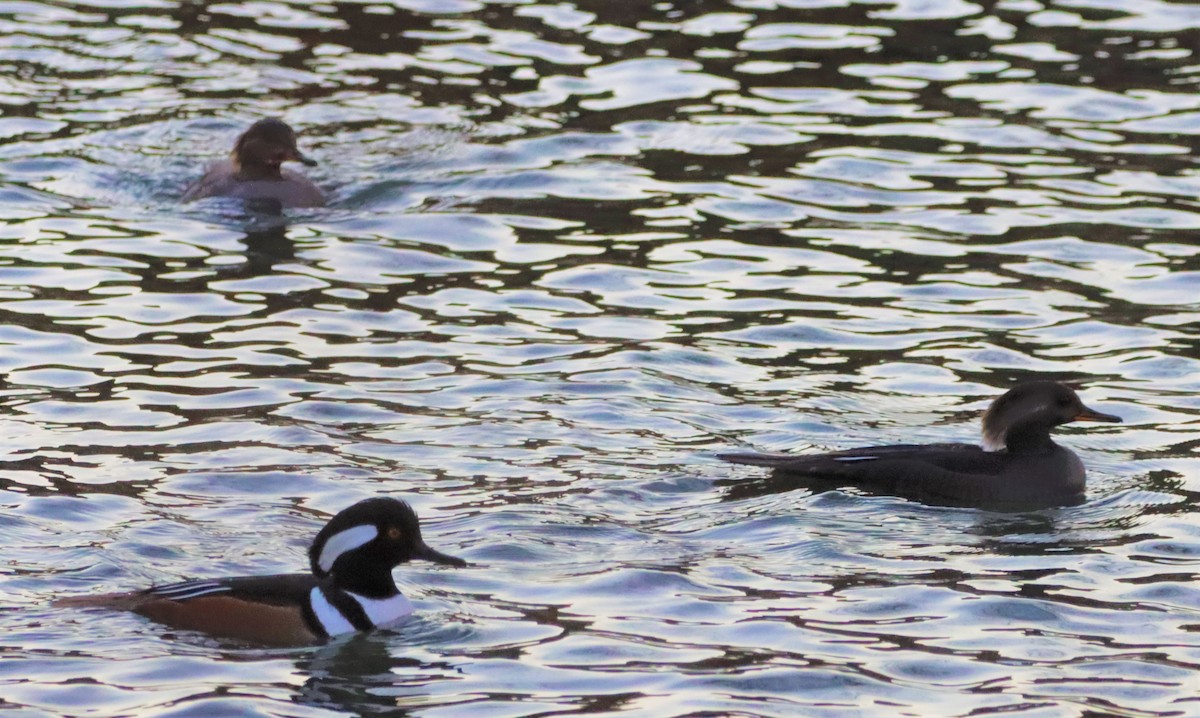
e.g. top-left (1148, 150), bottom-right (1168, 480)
top-left (718, 381), bottom-right (1122, 509)
top-left (55, 497), bottom-right (465, 646)
top-left (181, 118), bottom-right (325, 208)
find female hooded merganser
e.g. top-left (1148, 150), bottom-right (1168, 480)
top-left (181, 118), bottom-right (325, 208)
top-left (719, 381), bottom-right (1123, 508)
top-left (56, 497), bottom-right (465, 646)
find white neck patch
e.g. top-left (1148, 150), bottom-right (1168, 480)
top-left (309, 587), bottom-right (356, 636)
top-left (348, 591), bottom-right (414, 628)
top-left (318, 524), bottom-right (378, 574)
top-left (981, 430), bottom-right (1005, 452)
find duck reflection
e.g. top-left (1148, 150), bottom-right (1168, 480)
top-left (242, 226), bottom-right (296, 276)
top-left (295, 633), bottom-right (421, 715)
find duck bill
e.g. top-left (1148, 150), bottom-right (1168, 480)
top-left (413, 542), bottom-right (467, 567)
top-left (1074, 406), bottom-right (1122, 423)
top-left (290, 149), bottom-right (317, 167)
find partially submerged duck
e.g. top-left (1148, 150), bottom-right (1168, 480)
top-left (182, 118), bottom-right (325, 208)
top-left (55, 497), bottom-right (466, 646)
top-left (719, 381), bottom-right (1123, 509)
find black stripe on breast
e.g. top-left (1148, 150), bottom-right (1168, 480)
top-left (300, 598), bottom-right (330, 640)
top-left (320, 586), bottom-right (374, 631)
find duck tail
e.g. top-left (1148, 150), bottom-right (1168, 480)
top-left (53, 591), bottom-right (144, 610)
top-left (717, 451), bottom-right (805, 468)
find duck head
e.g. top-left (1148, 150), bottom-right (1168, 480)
top-left (232, 118), bottom-right (317, 181)
top-left (981, 381), bottom-right (1121, 453)
top-left (308, 497), bottom-right (465, 597)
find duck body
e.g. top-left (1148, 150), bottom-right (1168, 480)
top-left (56, 498), bottom-right (464, 646)
top-left (181, 118), bottom-right (325, 209)
top-left (719, 381), bottom-right (1121, 509)
top-left (721, 440), bottom-right (1087, 508)
top-left (69, 574), bottom-right (362, 646)
top-left (182, 161), bottom-right (325, 208)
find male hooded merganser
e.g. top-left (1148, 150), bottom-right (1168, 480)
top-left (181, 118), bottom-right (325, 208)
top-left (719, 381), bottom-right (1123, 508)
top-left (55, 497), bottom-right (465, 646)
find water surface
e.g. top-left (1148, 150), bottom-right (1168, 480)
top-left (1, 0), bottom-right (1198, 715)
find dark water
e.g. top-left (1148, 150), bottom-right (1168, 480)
top-left (1, 0), bottom-right (1198, 715)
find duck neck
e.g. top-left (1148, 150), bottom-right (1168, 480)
top-left (234, 157), bottom-right (283, 181)
top-left (327, 562), bottom-right (400, 599)
top-left (1004, 423), bottom-right (1059, 455)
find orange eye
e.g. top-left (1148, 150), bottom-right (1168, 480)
top-left (387, 526), bottom-right (402, 540)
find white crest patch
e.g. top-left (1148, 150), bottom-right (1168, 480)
top-left (348, 591), bottom-right (414, 628)
top-left (309, 587), bottom-right (356, 636)
top-left (318, 524), bottom-right (378, 574)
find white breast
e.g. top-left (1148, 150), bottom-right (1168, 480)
top-left (347, 591), bottom-right (414, 627)
top-left (308, 587), bottom-right (356, 636)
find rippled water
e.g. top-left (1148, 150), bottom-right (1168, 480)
top-left (1, 0), bottom-right (1198, 715)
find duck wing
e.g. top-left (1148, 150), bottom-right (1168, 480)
top-left (142, 573), bottom-right (318, 606)
top-left (719, 442), bottom-right (992, 474)
top-left (719, 443), bottom-right (1035, 505)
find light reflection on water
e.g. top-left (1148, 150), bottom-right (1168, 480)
top-left (0, 0), bottom-right (1198, 715)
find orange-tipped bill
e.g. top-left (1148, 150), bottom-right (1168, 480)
top-left (1074, 406), bottom-right (1122, 423)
